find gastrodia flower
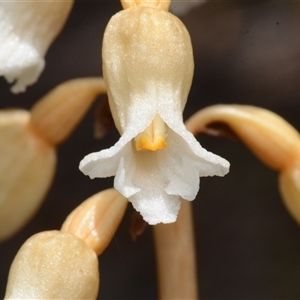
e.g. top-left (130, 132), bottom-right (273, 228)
top-left (79, 6), bottom-right (229, 225)
top-left (0, 1), bottom-right (73, 93)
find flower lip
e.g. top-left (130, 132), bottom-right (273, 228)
top-left (79, 111), bottom-right (230, 225)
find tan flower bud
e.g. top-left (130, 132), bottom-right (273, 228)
top-left (186, 104), bottom-right (300, 171)
top-left (186, 104), bottom-right (300, 226)
top-left (61, 189), bottom-right (127, 255)
top-left (4, 231), bottom-right (99, 299)
top-left (0, 110), bottom-right (56, 242)
top-left (0, 78), bottom-right (106, 242)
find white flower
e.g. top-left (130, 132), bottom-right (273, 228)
top-left (79, 6), bottom-right (229, 225)
top-left (0, 1), bottom-right (73, 93)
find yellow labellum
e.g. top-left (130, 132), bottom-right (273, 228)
top-left (135, 115), bottom-right (168, 151)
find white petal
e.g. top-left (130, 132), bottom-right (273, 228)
top-left (158, 102), bottom-right (230, 176)
top-left (164, 130), bottom-right (200, 200)
top-left (125, 146), bottom-right (182, 224)
top-left (115, 157), bottom-right (140, 198)
top-left (125, 124), bottom-right (229, 224)
top-left (130, 193), bottom-right (181, 225)
top-left (0, 1), bottom-right (73, 93)
top-left (79, 116), bottom-right (154, 179)
top-left (79, 134), bottom-right (131, 179)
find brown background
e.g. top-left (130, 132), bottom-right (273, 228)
top-left (1, 1), bottom-right (300, 299)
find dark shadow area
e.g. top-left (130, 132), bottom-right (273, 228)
top-left (1, 1), bottom-right (300, 299)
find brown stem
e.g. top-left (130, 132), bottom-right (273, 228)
top-left (153, 200), bottom-right (199, 299)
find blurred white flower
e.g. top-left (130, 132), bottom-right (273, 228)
top-left (0, 1), bottom-right (73, 93)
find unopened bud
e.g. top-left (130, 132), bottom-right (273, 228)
top-left (5, 231), bottom-right (99, 299)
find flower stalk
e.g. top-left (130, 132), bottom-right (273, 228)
top-left (153, 200), bottom-right (199, 299)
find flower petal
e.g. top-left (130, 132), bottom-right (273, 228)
top-left (0, 1), bottom-right (73, 93)
top-left (80, 128), bottom-right (141, 179)
top-left (161, 109), bottom-right (230, 177)
top-left (125, 146), bottom-right (182, 224)
top-left (79, 103), bottom-right (157, 179)
top-left (164, 130), bottom-right (200, 200)
top-left (115, 157), bottom-right (140, 198)
top-left (130, 193), bottom-right (181, 225)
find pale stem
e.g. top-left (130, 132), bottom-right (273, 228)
top-left (121, 0), bottom-right (170, 11)
top-left (153, 200), bottom-right (199, 299)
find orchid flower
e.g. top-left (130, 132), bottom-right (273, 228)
top-left (79, 4), bottom-right (230, 225)
top-left (0, 1), bottom-right (73, 93)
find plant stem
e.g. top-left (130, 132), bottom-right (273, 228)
top-left (153, 200), bottom-right (199, 299)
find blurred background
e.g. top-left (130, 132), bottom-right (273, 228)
top-left (1, 1), bottom-right (300, 299)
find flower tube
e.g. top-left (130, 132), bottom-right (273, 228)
top-left (80, 6), bottom-right (229, 225)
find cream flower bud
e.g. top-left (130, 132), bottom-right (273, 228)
top-left (80, 7), bottom-right (229, 225)
top-left (0, 110), bottom-right (55, 242)
top-left (186, 104), bottom-right (300, 171)
top-left (186, 104), bottom-right (300, 225)
top-left (4, 231), bottom-right (99, 299)
top-left (0, 78), bottom-right (106, 241)
top-left (0, 1), bottom-right (73, 93)
top-left (61, 189), bottom-right (127, 255)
